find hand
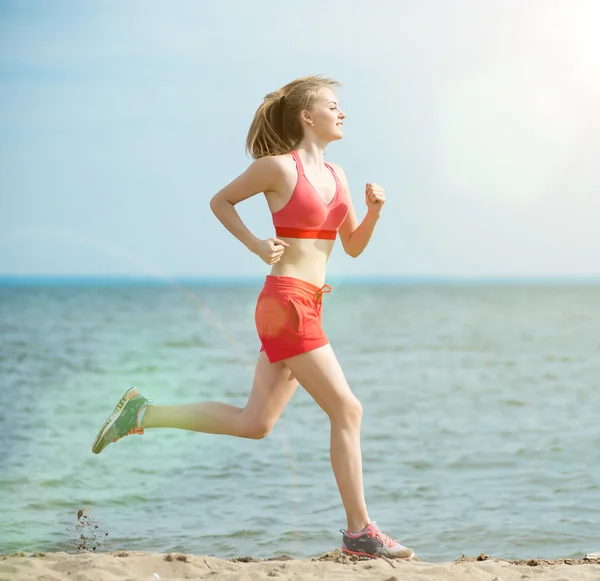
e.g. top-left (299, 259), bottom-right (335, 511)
top-left (365, 183), bottom-right (385, 214)
top-left (254, 237), bottom-right (290, 265)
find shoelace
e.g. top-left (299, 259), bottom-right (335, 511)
top-left (113, 426), bottom-right (144, 443)
top-left (370, 526), bottom-right (397, 548)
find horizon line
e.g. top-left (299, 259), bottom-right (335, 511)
top-left (1, 274), bottom-right (600, 288)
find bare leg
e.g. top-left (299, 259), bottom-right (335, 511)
top-left (141, 352), bottom-right (298, 439)
top-left (284, 344), bottom-right (370, 533)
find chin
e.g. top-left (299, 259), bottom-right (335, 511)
top-left (330, 130), bottom-right (344, 142)
top-left (322, 127), bottom-right (344, 143)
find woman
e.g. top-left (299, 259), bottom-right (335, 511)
top-left (92, 75), bottom-right (414, 560)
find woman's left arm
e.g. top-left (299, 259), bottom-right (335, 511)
top-left (332, 163), bottom-right (385, 258)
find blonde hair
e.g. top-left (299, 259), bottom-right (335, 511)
top-left (245, 75), bottom-right (341, 159)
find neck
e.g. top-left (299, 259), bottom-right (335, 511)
top-left (295, 140), bottom-right (328, 170)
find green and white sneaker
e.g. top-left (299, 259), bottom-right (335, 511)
top-left (92, 387), bottom-right (149, 454)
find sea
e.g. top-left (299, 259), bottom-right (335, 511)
top-left (1, 278), bottom-right (599, 562)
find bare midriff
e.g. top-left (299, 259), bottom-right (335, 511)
top-left (269, 237), bottom-right (335, 288)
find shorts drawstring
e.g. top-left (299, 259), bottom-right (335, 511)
top-left (315, 284), bottom-right (332, 313)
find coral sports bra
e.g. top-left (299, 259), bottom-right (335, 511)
top-left (271, 150), bottom-right (349, 240)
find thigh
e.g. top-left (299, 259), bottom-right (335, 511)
top-left (283, 344), bottom-right (360, 420)
top-left (243, 351), bottom-right (299, 428)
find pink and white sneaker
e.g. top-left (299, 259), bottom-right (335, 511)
top-left (340, 521), bottom-right (415, 559)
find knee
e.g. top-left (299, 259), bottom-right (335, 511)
top-left (242, 421), bottom-right (272, 440)
top-left (331, 396), bottom-right (363, 426)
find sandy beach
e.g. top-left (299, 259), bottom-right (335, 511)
top-left (1, 550), bottom-right (599, 581)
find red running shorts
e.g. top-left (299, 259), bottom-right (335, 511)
top-left (255, 275), bottom-right (332, 363)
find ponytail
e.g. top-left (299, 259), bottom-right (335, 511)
top-left (246, 75), bottom-right (340, 159)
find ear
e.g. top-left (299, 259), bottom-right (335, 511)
top-left (300, 110), bottom-right (314, 126)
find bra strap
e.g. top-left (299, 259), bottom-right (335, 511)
top-left (324, 162), bottom-right (342, 195)
top-left (290, 150), bottom-right (305, 177)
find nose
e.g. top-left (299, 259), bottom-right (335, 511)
top-left (339, 109), bottom-right (346, 119)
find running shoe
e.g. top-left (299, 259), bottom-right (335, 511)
top-left (92, 387), bottom-right (149, 454)
top-left (340, 521), bottom-right (415, 559)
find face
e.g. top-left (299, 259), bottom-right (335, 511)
top-left (303, 87), bottom-right (346, 142)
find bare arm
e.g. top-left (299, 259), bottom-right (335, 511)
top-left (340, 209), bottom-right (381, 258)
top-left (210, 157), bottom-right (289, 262)
top-left (332, 164), bottom-right (383, 258)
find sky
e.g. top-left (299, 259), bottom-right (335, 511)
top-left (1, 0), bottom-right (599, 279)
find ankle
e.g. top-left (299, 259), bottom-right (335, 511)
top-left (347, 517), bottom-right (370, 534)
top-left (138, 404), bottom-right (150, 429)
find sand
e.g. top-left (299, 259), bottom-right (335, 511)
top-left (1, 550), bottom-right (599, 581)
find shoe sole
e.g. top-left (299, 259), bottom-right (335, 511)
top-left (341, 546), bottom-right (414, 560)
top-left (92, 387), bottom-right (139, 454)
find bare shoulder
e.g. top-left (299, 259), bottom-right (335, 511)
top-left (247, 154), bottom-right (286, 176)
top-left (212, 153), bottom-right (295, 206)
top-left (259, 152), bottom-right (297, 193)
top-left (327, 161), bottom-right (349, 187)
top-left (241, 153), bottom-right (293, 191)
top-left (251, 152), bottom-right (296, 178)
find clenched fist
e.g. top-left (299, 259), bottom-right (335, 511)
top-left (254, 237), bottom-right (290, 265)
top-left (365, 183), bottom-right (385, 214)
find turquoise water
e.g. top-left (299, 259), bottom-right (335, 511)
top-left (1, 281), bottom-right (599, 561)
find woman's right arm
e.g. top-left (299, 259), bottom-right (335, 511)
top-left (209, 156), bottom-right (289, 264)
